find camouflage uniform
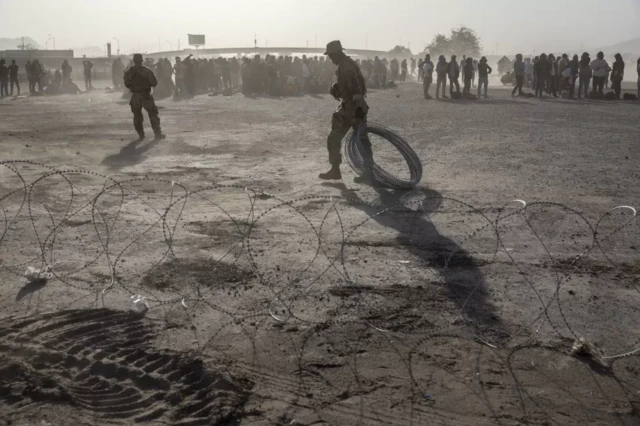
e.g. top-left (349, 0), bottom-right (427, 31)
top-left (123, 60), bottom-right (162, 137)
top-left (327, 55), bottom-right (373, 168)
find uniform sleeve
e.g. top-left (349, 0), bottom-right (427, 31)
top-left (147, 68), bottom-right (158, 87)
top-left (123, 69), bottom-right (133, 89)
top-left (343, 67), bottom-right (364, 102)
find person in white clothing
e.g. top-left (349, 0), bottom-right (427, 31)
top-left (422, 54), bottom-right (434, 99)
top-left (590, 51), bottom-right (610, 94)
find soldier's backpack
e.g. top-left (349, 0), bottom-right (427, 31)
top-left (604, 91), bottom-right (617, 100)
top-left (623, 93), bottom-right (637, 100)
top-left (451, 92), bottom-right (462, 99)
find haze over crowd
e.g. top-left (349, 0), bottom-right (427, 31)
top-left (3, 0), bottom-right (640, 54)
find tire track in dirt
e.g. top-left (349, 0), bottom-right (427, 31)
top-left (0, 308), bottom-right (251, 425)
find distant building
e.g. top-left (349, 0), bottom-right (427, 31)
top-left (0, 49), bottom-right (74, 59)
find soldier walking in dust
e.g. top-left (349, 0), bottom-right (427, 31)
top-left (318, 41), bottom-right (376, 185)
top-left (123, 54), bottom-right (165, 140)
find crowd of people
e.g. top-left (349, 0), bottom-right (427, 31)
top-left (0, 58), bottom-right (87, 97)
top-left (2, 49), bottom-right (640, 102)
top-left (501, 52), bottom-right (636, 100)
top-left (111, 54), bottom-right (339, 99)
top-left (110, 54), bottom-right (420, 99)
top-left (417, 54), bottom-right (493, 99)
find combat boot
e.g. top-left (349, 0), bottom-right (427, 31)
top-left (353, 168), bottom-right (382, 187)
top-left (154, 132), bottom-right (166, 140)
top-left (138, 132), bottom-right (145, 140)
top-left (319, 165), bottom-right (342, 180)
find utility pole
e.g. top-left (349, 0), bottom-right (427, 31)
top-left (254, 34), bottom-right (257, 48)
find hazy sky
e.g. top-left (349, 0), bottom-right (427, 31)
top-left (2, 0), bottom-right (640, 54)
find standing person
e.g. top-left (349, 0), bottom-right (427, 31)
top-left (417, 56), bottom-right (424, 82)
top-left (578, 53), bottom-right (592, 99)
top-left (532, 56), bottom-right (540, 91)
top-left (31, 60), bottom-right (43, 93)
top-left (435, 55), bottom-right (448, 99)
top-left (524, 57), bottom-right (534, 88)
top-left (8, 60), bottom-right (19, 96)
top-left (25, 60), bottom-right (34, 94)
top-left (318, 41), bottom-right (375, 185)
top-left (462, 57), bottom-right (474, 98)
top-left (222, 58), bottom-right (232, 92)
top-left (61, 60), bottom-right (72, 82)
top-left (568, 54), bottom-right (579, 98)
top-left (548, 54), bottom-right (558, 97)
top-left (173, 56), bottom-right (186, 97)
top-left (230, 57), bottom-right (240, 89)
top-left (241, 57), bottom-right (251, 95)
top-left (558, 53), bottom-right (569, 96)
top-left (83, 60), bottom-right (94, 91)
top-left (411, 57), bottom-right (416, 76)
top-left (0, 60), bottom-right (8, 97)
top-left (112, 58), bottom-right (124, 89)
top-left (302, 57), bottom-right (312, 93)
top-left (611, 53), bottom-right (624, 99)
top-left (447, 55), bottom-right (460, 97)
top-left (182, 55), bottom-right (195, 96)
top-left (422, 54), bottom-right (434, 99)
top-left (390, 58), bottom-right (399, 81)
top-left (637, 57), bottom-right (640, 99)
top-left (472, 59), bottom-right (478, 87)
top-left (477, 56), bottom-right (492, 98)
top-left (460, 55), bottom-right (467, 83)
top-left (400, 59), bottom-right (408, 82)
top-left (511, 54), bottom-right (525, 96)
top-left (590, 51), bottom-right (609, 95)
top-left (123, 53), bottom-right (165, 140)
top-left (534, 53), bottom-right (549, 98)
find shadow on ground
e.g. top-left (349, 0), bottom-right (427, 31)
top-left (324, 181), bottom-right (502, 338)
top-left (101, 137), bottom-right (162, 170)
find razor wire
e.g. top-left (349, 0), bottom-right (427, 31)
top-left (0, 159), bottom-right (639, 425)
top-left (343, 123), bottom-right (423, 189)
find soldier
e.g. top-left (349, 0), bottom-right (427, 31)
top-left (319, 40), bottom-right (375, 185)
top-left (123, 53), bottom-right (165, 140)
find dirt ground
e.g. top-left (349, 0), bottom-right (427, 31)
top-left (0, 78), bottom-right (640, 426)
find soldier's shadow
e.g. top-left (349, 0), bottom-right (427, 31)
top-left (323, 181), bottom-right (502, 338)
top-left (101, 137), bottom-right (162, 171)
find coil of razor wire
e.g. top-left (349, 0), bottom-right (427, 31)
top-left (343, 123), bottom-right (423, 189)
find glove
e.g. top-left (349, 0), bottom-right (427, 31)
top-left (330, 82), bottom-right (340, 100)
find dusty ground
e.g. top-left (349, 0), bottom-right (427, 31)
top-left (0, 79), bottom-right (640, 426)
